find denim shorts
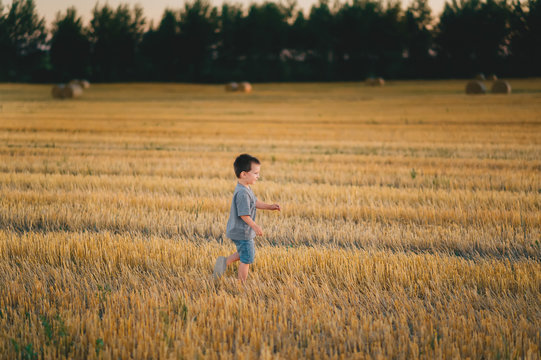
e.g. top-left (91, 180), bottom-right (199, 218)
top-left (232, 239), bottom-right (255, 264)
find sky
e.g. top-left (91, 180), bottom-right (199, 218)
top-left (23, 0), bottom-right (447, 28)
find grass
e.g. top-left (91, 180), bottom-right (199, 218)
top-left (0, 80), bottom-right (540, 359)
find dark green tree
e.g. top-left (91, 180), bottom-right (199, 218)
top-left (89, 4), bottom-right (145, 81)
top-left (1, 0), bottom-right (539, 82)
top-left (378, 1), bottom-right (407, 76)
top-left (140, 9), bottom-right (183, 80)
top-left (404, 0), bottom-right (435, 76)
top-left (50, 7), bottom-right (91, 81)
top-left (178, 0), bottom-right (218, 81)
top-left (435, 0), bottom-right (511, 76)
top-left (509, 0), bottom-right (541, 75)
top-left (215, 3), bottom-right (245, 80)
top-left (287, 10), bottom-right (311, 80)
top-left (305, 0), bottom-right (335, 80)
top-left (334, 0), bottom-right (405, 79)
top-left (0, 0), bottom-right (47, 81)
top-left (242, 2), bottom-right (290, 80)
top-left (289, 10), bottom-right (308, 51)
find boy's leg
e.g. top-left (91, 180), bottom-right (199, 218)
top-left (238, 263), bottom-right (249, 282)
top-left (226, 252), bottom-right (240, 266)
top-left (213, 256), bottom-right (227, 279)
top-left (213, 252), bottom-right (240, 279)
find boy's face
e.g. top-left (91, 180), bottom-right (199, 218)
top-left (241, 163), bottom-right (260, 185)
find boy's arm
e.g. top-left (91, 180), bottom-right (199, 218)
top-left (255, 200), bottom-right (281, 211)
top-left (240, 215), bottom-right (263, 236)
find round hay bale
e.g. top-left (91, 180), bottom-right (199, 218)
top-left (51, 84), bottom-right (66, 99)
top-left (465, 80), bottom-right (486, 94)
top-left (491, 80), bottom-right (511, 94)
top-left (62, 84), bottom-right (83, 99)
top-left (79, 79), bottom-right (90, 89)
top-left (366, 77), bottom-right (385, 86)
top-left (488, 74), bottom-right (498, 81)
top-left (475, 73), bottom-right (486, 81)
top-left (225, 82), bottom-right (238, 92)
top-left (238, 82), bottom-right (252, 93)
top-left (69, 79), bottom-right (91, 89)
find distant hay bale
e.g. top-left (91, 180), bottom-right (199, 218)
top-left (238, 82), bottom-right (252, 93)
top-left (52, 84), bottom-right (83, 99)
top-left (79, 79), bottom-right (90, 89)
top-left (51, 84), bottom-right (66, 99)
top-left (488, 74), bottom-right (498, 81)
top-left (465, 80), bottom-right (486, 94)
top-left (366, 77), bottom-right (385, 86)
top-left (475, 73), bottom-right (486, 81)
top-left (63, 84), bottom-right (83, 98)
top-left (53, 82), bottom-right (85, 99)
top-left (69, 79), bottom-right (90, 89)
top-left (225, 82), bottom-right (238, 92)
top-left (491, 80), bottom-right (511, 94)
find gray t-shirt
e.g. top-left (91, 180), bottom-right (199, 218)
top-left (226, 183), bottom-right (257, 240)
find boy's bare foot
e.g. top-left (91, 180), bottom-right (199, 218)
top-left (213, 256), bottom-right (227, 279)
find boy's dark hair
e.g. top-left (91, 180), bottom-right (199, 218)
top-left (234, 154), bottom-right (260, 178)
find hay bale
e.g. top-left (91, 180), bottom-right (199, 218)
top-left (475, 73), bottom-right (486, 81)
top-left (491, 80), bottom-right (511, 94)
top-left (488, 74), bottom-right (498, 81)
top-left (51, 84), bottom-right (66, 99)
top-left (78, 79), bottom-right (90, 89)
top-left (225, 82), bottom-right (238, 92)
top-left (62, 84), bottom-right (83, 98)
top-left (366, 77), bottom-right (385, 86)
top-left (238, 82), bottom-right (252, 93)
top-left (465, 80), bottom-right (486, 94)
top-left (69, 79), bottom-right (91, 89)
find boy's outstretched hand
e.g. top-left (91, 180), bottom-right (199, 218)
top-left (269, 204), bottom-right (281, 211)
top-left (256, 200), bottom-right (281, 212)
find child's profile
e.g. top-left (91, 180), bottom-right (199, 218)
top-left (213, 154), bottom-right (280, 281)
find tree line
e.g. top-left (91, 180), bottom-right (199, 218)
top-left (0, 0), bottom-right (539, 83)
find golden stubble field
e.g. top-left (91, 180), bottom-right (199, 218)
top-left (0, 80), bottom-right (540, 359)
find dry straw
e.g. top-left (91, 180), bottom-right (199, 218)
top-left (465, 80), bottom-right (486, 94)
top-left (3, 81), bottom-right (541, 359)
top-left (491, 80), bottom-right (511, 94)
top-left (488, 74), bottom-right (498, 81)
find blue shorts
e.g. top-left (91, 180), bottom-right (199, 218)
top-left (232, 239), bottom-right (255, 264)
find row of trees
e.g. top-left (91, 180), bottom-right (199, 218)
top-left (0, 0), bottom-right (540, 82)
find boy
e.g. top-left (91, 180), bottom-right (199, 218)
top-left (213, 154), bottom-right (280, 281)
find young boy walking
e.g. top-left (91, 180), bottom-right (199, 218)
top-left (213, 154), bottom-right (280, 281)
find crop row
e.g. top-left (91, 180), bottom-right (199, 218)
top-left (1, 230), bottom-right (539, 359)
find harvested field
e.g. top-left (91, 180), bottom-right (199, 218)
top-left (0, 80), bottom-right (540, 359)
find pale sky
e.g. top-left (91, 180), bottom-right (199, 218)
top-left (21, 0), bottom-right (447, 28)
